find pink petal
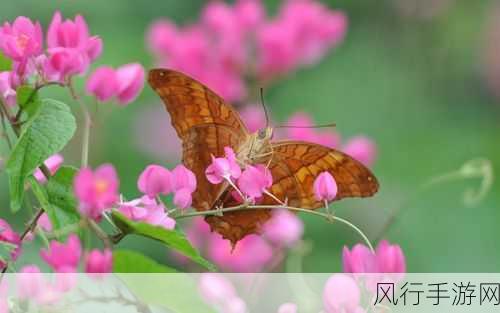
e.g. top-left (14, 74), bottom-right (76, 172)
top-left (85, 66), bottom-right (118, 102)
top-left (115, 63), bottom-right (145, 105)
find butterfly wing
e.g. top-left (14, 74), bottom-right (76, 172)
top-left (266, 140), bottom-right (379, 208)
top-left (148, 69), bottom-right (249, 210)
top-left (207, 140), bottom-right (379, 244)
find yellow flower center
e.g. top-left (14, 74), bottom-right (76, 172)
top-left (94, 179), bottom-right (109, 194)
top-left (16, 34), bottom-right (30, 51)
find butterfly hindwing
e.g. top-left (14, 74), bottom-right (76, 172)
top-left (264, 140), bottom-right (379, 208)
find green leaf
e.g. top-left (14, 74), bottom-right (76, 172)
top-left (6, 99), bottom-right (76, 212)
top-left (113, 250), bottom-right (177, 273)
top-left (16, 85), bottom-right (41, 118)
top-left (112, 212), bottom-right (215, 271)
top-left (0, 240), bottom-right (16, 264)
top-left (0, 52), bottom-right (12, 71)
top-left (45, 166), bottom-right (80, 232)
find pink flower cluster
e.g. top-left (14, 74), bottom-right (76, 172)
top-left (0, 218), bottom-right (21, 270)
top-left (85, 63), bottom-right (145, 105)
top-left (137, 163), bottom-right (197, 210)
top-left (118, 196), bottom-right (175, 230)
top-left (0, 12), bottom-right (144, 107)
top-left (147, 0), bottom-right (347, 102)
top-left (343, 240), bottom-right (406, 274)
top-left (205, 147), bottom-right (274, 203)
top-left (322, 241), bottom-right (406, 312)
top-left (39, 234), bottom-right (112, 275)
top-left (181, 208), bottom-right (303, 272)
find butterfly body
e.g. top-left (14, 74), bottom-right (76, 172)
top-left (148, 69), bottom-right (379, 245)
top-left (236, 127), bottom-right (274, 166)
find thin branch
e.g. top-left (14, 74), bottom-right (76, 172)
top-left (68, 81), bottom-right (91, 167)
top-left (175, 203), bottom-right (374, 253)
top-left (86, 218), bottom-right (112, 249)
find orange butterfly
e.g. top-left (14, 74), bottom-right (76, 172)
top-left (148, 69), bottom-right (379, 245)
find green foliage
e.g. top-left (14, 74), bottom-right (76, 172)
top-left (0, 241), bottom-right (16, 265)
top-left (0, 52), bottom-right (12, 71)
top-left (45, 166), bottom-right (81, 233)
top-left (113, 249), bottom-right (177, 273)
top-left (112, 212), bottom-right (215, 271)
top-left (6, 99), bottom-right (76, 212)
top-left (28, 166), bottom-right (80, 239)
top-left (16, 85), bottom-right (41, 118)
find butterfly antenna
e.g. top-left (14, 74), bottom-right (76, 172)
top-left (260, 87), bottom-right (270, 128)
top-left (275, 123), bottom-right (337, 129)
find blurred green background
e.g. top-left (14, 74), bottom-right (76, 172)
top-left (1, 0), bottom-right (499, 272)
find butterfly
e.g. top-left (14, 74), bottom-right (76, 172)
top-left (148, 69), bottom-right (379, 245)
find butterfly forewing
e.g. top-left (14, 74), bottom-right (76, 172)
top-left (148, 69), bottom-right (249, 210)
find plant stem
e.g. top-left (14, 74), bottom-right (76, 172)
top-left (175, 203), bottom-right (374, 253)
top-left (68, 81), bottom-right (91, 168)
top-left (86, 218), bottom-right (112, 249)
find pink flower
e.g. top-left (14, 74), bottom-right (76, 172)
top-left (137, 164), bottom-right (172, 198)
top-left (147, 20), bottom-right (178, 55)
top-left (0, 16), bottom-right (43, 61)
top-left (342, 136), bottom-right (377, 167)
top-left (235, 0), bottom-right (265, 32)
top-left (239, 105), bottom-right (268, 133)
top-left (323, 274), bottom-right (364, 313)
top-left (375, 240), bottom-right (406, 273)
top-left (40, 234), bottom-right (81, 272)
top-left (118, 197), bottom-right (148, 220)
top-left (172, 164), bottom-right (197, 209)
top-left (17, 265), bottom-right (44, 299)
top-left (74, 164), bottom-right (119, 221)
top-left (173, 188), bottom-right (193, 210)
top-left (0, 71), bottom-right (17, 107)
top-left (313, 172), bottom-right (338, 202)
top-left (43, 47), bottom-right (89, 83)
top-left (172, 164), bottom-right (197, 191)
top-left (0, 218), bottom-right (21, 270)
top-left (37, 213), bottom-right (52, 232)
top-left (237, 164), bottom-right (272, 200)
top-left (84, 248), bottom-right (113, 278)
top-left (118, 196), bottom-right (176, 230)
top-left (222, 297), bottom-right (247, 313)
top-left (85, 66), bottom-right (119, 102)
top-left (343, 240), bottom-right (406, 273)
top-left (256, 20), bottom-right (297, 76)
top-left (47, 11), bottom-right (102, 62)
top-left (208, 234), bottom-right (273, 272)
top-left (280, 1), bottom-right (347, 65)
top-left (115, 63), bottom-right (145, 105)
top-left (206, 147), bottom-right (241, 184)
top-left (199, 273), bottom-right (237, 306)
top-left (342, 244), bottom-right (376, 273)
top-left (278, 303), bottom-right (298, 313)
top-left (263, 210), bottom-right (303, 247)
top-left (143, 199), bottom-right (176, 229)
top-left (33, 153), bottom-right (64, 183)
top-left (284, 112), bottom-right (339, 148)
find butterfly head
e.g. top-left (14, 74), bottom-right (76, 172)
top-left (257, 127), bottom-right (273, 140)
